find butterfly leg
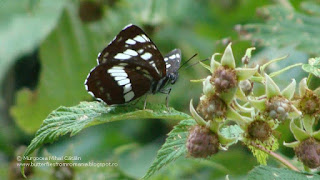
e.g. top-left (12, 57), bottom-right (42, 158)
top-left (165, 88), bottom-right (172, 108)
top-left (143, 94), bottom-right (148, 110)
top-left (160, 88), bottom-right (172, 109)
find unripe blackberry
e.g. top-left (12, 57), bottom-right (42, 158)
top-left (247, 120), bottom-right (272, 142)
top-left (295, 138), bottom-right (320, 169)
top-left (299, 90), bottom-right (320, 115)
top-left (210, 66), bottom-right (237, 93)
top-left (197, 95), bottom-right (227, 120)
top-left (266, 96), bottom-right (291, 122)
top-left (239, 80), bottom-right (253, 95)
top-left (187, 125), bottom-right (219, 158)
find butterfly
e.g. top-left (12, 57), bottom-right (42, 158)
top-left (84, 24), bottom-right (181, 107)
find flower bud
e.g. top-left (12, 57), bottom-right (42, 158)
top-left (203, 76), bottom-right (215, 97)
top-left (197, 95), bottom-right (227, 120)
top-left (239, 80), bottom-right (253, 96)
top-left (187, 125), bottom-right (219, 158)
top-left (210, 66), bottom-right (237, 93)
top-left (247, 120), bottom-right (272, 142)
top-left (299, 90), bottom-right (320, 115)
top-left (266, 96), bottom-right (291, 122)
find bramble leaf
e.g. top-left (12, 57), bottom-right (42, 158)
top-left (21, 101), bottom-right (190, 177)
top-left (143, 119), bottom-right (196, 179)
top-left (248, 165), bottom-right (320, 180)
top-left (0, 0), bottom-right (65, 83)
top-left (243, 4), bottom-right (320, 55)
top-left (302, 57), bottom-right (320, 78)
top-left (10, 3), bottom-right (106, 133)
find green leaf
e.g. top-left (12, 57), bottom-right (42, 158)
top-left (143, 119), bottom-right (196, 179)
top-left (219, 124), bottom-right (243, 146)
top-left (220, 124), bottom-right (243, 139)
top-left (116, 143), bottom-right (161, 179)
top-left (248, 165), bottom-right (320, 180)
top-left (21, 101), bottom-right (190, 177)
top-left (302, 58), bottom-right (320, 78)
top-left (248, 137), bottom-right (279, 165)
top-left (301, 1), bottom-right (320, 16)
top-left (10, 4), bottom-right (105, 133)
top-left (0, 0), bottom-right (65, 83)
top-left (243, 3), bottom-right (320, 55)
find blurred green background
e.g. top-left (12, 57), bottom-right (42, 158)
top-left (1, 0), bottom-right (319, 179)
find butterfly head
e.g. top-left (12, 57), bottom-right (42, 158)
top-left (168, 71), bottom-right (179, 84)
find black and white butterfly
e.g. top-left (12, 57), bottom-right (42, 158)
top-left (84, 24), bottom-right (181, 106)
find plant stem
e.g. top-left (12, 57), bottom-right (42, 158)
top-left (306, 73), bottom-right (312, 87)
top-left (251, 142), bottom-right (299, 172)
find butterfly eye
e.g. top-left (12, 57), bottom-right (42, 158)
top-left (170, 73), bottom-right (179, 84)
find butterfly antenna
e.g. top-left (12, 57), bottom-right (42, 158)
top-left (184, 58), bottom-right (209, 69)
top-left (178, 53), bottom-right (198, 70)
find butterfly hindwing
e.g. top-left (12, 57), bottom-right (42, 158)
top-left (164, 49), bottom-right (181, 74)
top-left (97, 24), bottom-right (166, 78)
top-left (85, 62), bottom-right (152, 104)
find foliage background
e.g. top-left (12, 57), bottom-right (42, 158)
top-left (0, 0), bottom-right (319, 179)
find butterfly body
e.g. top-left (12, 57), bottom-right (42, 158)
top-left (84, 24), bottom-right (181, 105)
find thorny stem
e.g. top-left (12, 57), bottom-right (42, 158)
top-left (250, 142), bottom-right (299, 172)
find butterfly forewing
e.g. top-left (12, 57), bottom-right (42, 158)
top-left (164, 49), bottom-right (181, 74)
top-left (85, 24), bottom-right (182, 105)
top-left (85, 62), bottom-right (152, 104)
top-left (97, 24), bottom-right (166, 78)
